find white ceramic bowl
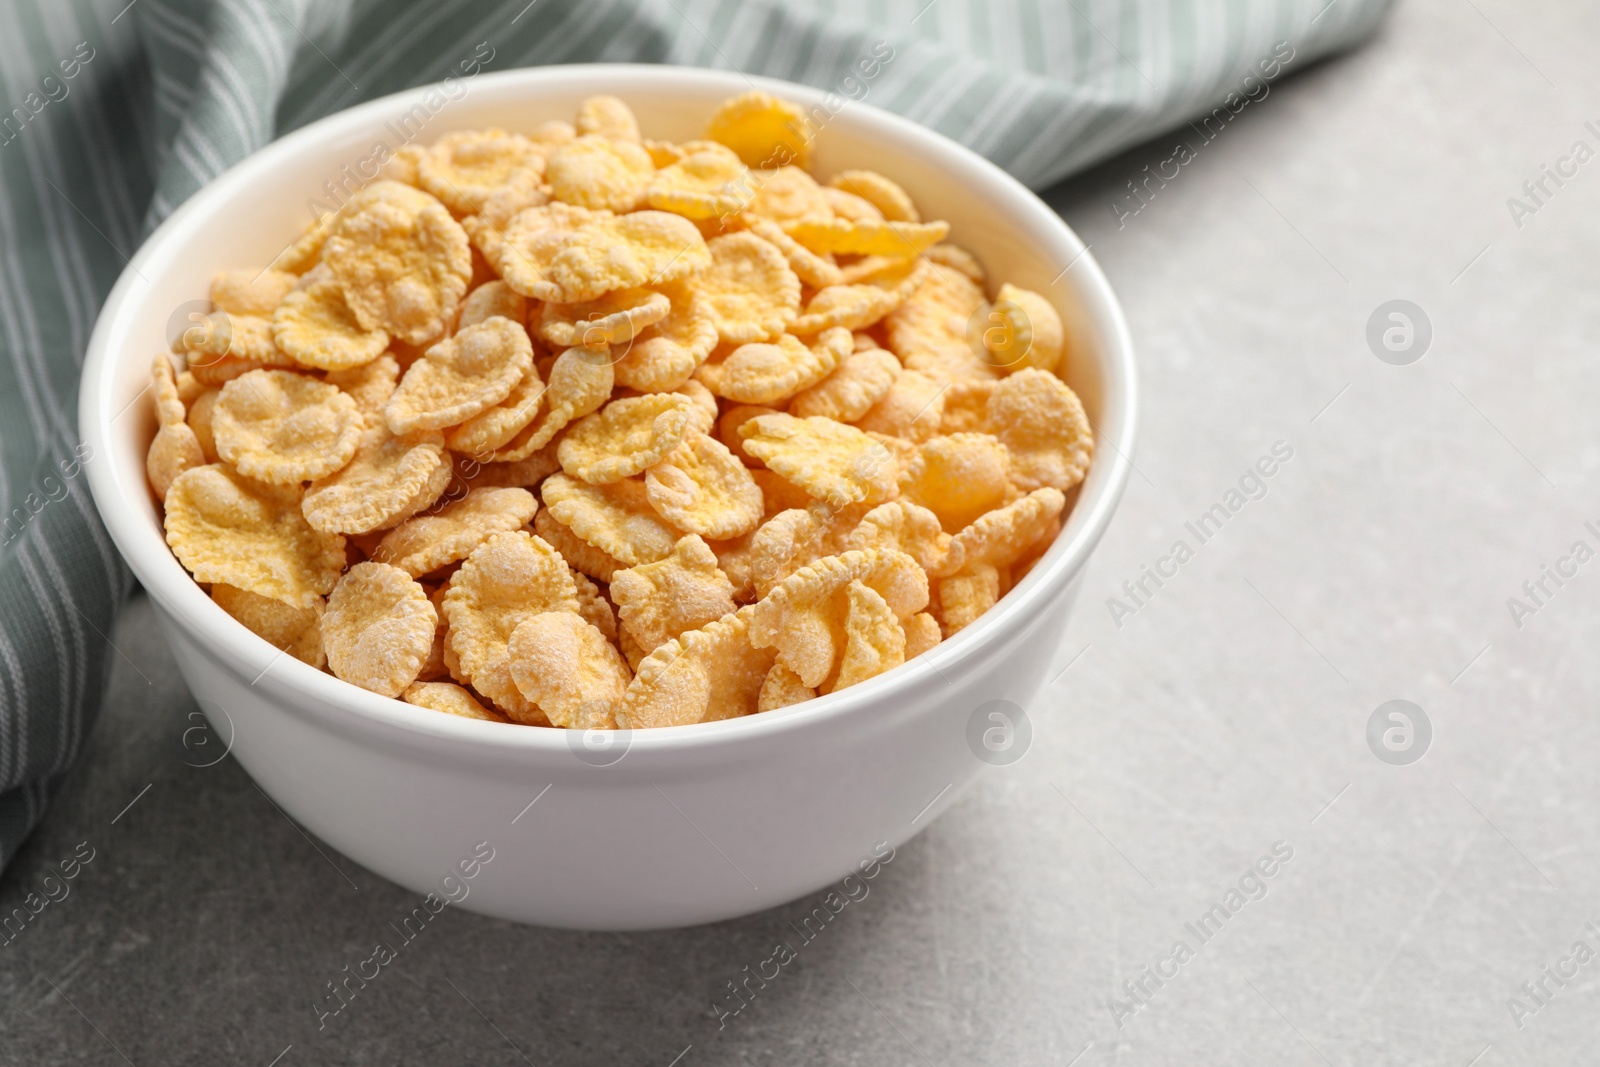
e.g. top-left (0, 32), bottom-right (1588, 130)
top-left (80, 65), bottom-right (1136, 930)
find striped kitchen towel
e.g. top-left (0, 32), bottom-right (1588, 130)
top-left (0, 0), bottom-right (1393, 870)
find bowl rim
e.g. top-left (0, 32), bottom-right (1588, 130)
top-left (80, 62), bottom-right (1138, 756)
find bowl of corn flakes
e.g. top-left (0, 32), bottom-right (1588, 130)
top-left (81, 65), bottom-right (1136, 929)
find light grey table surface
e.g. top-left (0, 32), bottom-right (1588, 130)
top-left (5, 0), bottom-right (1599, 1063)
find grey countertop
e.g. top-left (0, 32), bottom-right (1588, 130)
top-left (5, 0), bottom-right (1600, 1063)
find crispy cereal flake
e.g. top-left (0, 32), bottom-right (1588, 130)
top-left (541, 472), bottom-right (682, 566)
top-left (323, 562), bottom-right (437, 697)
top-left (212, 369), bottom-right (362, 484)
top-left (643, 432), bottom-right (764, 539)
top-left (617, 607), bottom-right (773, 728)
top-left (324, 193), bottom-right (471, 345)
top-left (509, 612), bottom-right (630, 729)
top-left (609, 534), bottom-right (737, 657)
top-left (385, 316), bottom-right (533, 433)
top-left (373, 486), bottom-right (536, 577)
top-left (301, 423), bottom-right (448, 534)
top-left (757, 663), bottom-right (815, 711)
top-left (402, 681), bottom-right (509, 722)
top-left (559, 393), bottom-right (692, 484)
top-left (985, 369), bottom-right (1094, 492)
top-left (739, 412), bottom-right (900, 507)
top-left (211, 584), bottom-right (325, 667)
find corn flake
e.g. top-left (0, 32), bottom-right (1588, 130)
top-left (457, 280), bottom-right (527, 332)
top-left (147, 356), bottom-right (205, 500)
top-left (903, 611), bottom-right (942, 659)
top-left (648, 143), bottom-right (749, 219)
top-left (418, 129), bottom-right (546, 216)
top-left (643, 431), bottom-right (763, 539)
top-left (534, 507), bottom-right (623, 582)
top-left (322, 562), bottom-right (436, 697)
top-left (164, 464), bottom-right (345, 608)
top-left (402, 680), bottom-right (509, 723)
top-left (212, 583), bottom-right (325, 668)
top-left (827, 579), bottom-right (905, 693)
top-left (937, 563), bottom-right (1000, 636)
top-left (385, 316), bottom-right (532, 433)
top-left (757, 663), bottom-right (815, 711)
top-left (444, 363), bottom-right (545, 456)
top-left (829, 170), bottom-right (919, 223)
top-left (324, 194), bottom-right (471, 346)
top-left (575, 95), bottom-right (641, 141)
top-left (788, 347), bottom-right (899, 423)
top-left (986, 369), bottom-right (1094, 492)
top-left (539, 211), bottom-right (710, 305)
top-left (739, 215), bottom-right (842, 289)
top-left (546, 134), bottom-right (654, 213)
top-left (706, 92), bottom-right (815, 169)
top-left (901, 432), bottom-right (1010, 532)
top-left (541, 471), bottom-right (682, 567)
top-left (610, 534), bottom-right (737, 658)
top-left (212, 369), bottom-right (361, 484)
top-left (211, 269), bottom-right (298, 317)
top-left (739, 412), bottom-right (900, 507)
top-left (301, 423), bottom-right (449, 535)
top-left (853, 368), bottom-right (945, 443)
top-left (373, 486), bottom-right (536, 577)
top-left (784, 217), bottom-right (948, 258)
top-left (611, 282), bottom-right (718, 391)
top-left (558, 393), bottom-right (692, 484)
top-left (845, 499), bottom-right (955, 573)
top-left (443, 530), bottom-right (578, 721)
top-left (486, 201), bottom-right (610, 295)
top-left (540, 287), bottom-right (669, 350)
top-left (933, 487), bottom-right (1065, 578)
top-left (702, 327), bottom-right (848, 405)
top-left (616, 607), bottom-right (773, 728)
top-left (509, 612), bottom-right (630, 729)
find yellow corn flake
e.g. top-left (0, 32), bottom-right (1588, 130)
top-left (757, 663), bottom-right (815, 712)
top-left (820, 187), bottom-right (882, 222)
top-left (746, 501), bottom-right (870, 599)
top-left (546, 134), bottom-right (654, 213)
top-left (211, 269), bottom-right (298, 317)
top-left (751, 469), bottom-right (820, 516)
top-left (829, 170), bottom-right (919, 223)
top-left (939, 380), bottom-right (996, 434)
top-left (827, 579), bottom-right (905, 693)
top-left (853, 368), bottom-right (945, 443)
top-left (489, 347), bottom-right (612, 461)
top-left (674, 378), bottom-right (718, 435)
top-left (322, 562), bottom-right (437, 697)
top-left (186, 387), bottom-right (221, 464)
top-left (460, 444), bottom-right (561, 492)
top-left (270, 210), bottom-right (336, 274)
top-left (885, 261), bottom-right (985, 357)
top-left (643, 431), bottom-right (764, 539)
top-left (901, 432), bottom-right (1010, 532)
top-left (903, 611), bottom-right (942, 659)
top-left (164, 464), bottom-right (345, 608)
top-left (372, 486), bottom-right (536, 577)
top-left (212, 369), bottom-right (362, 484)
top-left (701, 327), bottom-right (849, 405)
top-left (538, 211), bottom-right (710, 305)
top-left (699, 232), bottom-right (800, 343)
top-left (616, 606), bottom-right (774, 728)
top-left (836, 254), bottom-right (915, 286)
top-left (985, 369), bottom-right (1094, 492)
top-left (739, 412), bottom-right (900, 507)
top-left (571, 570), bottom-right (618, 643)
top-left (300, 423), bottom-right (449, 534)
top-left (529, 119), bottom-right (578, 156)
top-left (933, 487), bottom-right (1065, 578)
top-left (937, 563), bottom-right (1000, 636)
top-left (559, 393), bottom-right (693, 484)
top-left (739, 215), bottom-right (842, 288)
top-left (783, 217), bottom-right (949, 258)
top-left (211, 583), bottom-right (325, 668)
top-left (271, 280), bottom-right (390, 372)
top-left (324, 193), bottom-right (472, 346)
top-left (384, 316), bottom-right (533, 433)
top-left (539, 287), bottom-right (670, 350)
top-left (989, 283), bottom-right (1065, 375)
top-left (456, 280), bottom-right (527, 332)
top-left (611, 281), bottom-right (718, 392)
top-left (325, 353), bottom-right (400, 417)
top-left (417, 128), bottom-right (546, 216)
top-left (534, 507), bottom-right (623, 582)
top-left (541, 471), bottom-right (682, 567)
top-left (845, 499), bottom-right (955, 573)
top-left (904, 346), bottom-right (999, 388)
top-left (647, 143), bottom-right (749, 219)
top-left (610, 534), bottom-right (737, 658)
top-left (575, 95), bottom-right (641, 141)
top-left (706, 92), bottom-right (815, 169)
top-left (925, 242), bottom-right (986, 285)
top-left (147, 356), bottom-right (205, 501)
top-left (743, 166), bottom-right (828, 221)
top-left (491, 202), bottom-right (612, 297)
top-left (508, 611), bottom-right (630, 729)
top-left (178, 300), bottom-right (287, 365)
top-left (443, 530), bottom-right (578, 721)
top-left (402, 680), bottom-right (510, 723)
top-left (444, 363), bottom-right (545, 456)
top-left (791, 258), bottom-right (926, 336)
top-left (717, 404), bottom-right (778, 467)
top-left (175, 369), bottom-right (205, 404)
top-left (374, 143), bottom-right (427, 185)
top-left (789, 347), bottom-right (899, 423)
top-left (746, 549), bottom-right (926, 688)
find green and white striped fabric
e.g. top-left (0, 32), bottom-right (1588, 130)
top-left (0, 0), bottom-right (1393, 869)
